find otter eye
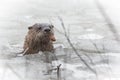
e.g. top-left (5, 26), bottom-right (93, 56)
top-left (28, 26), bottom-right (33, 30)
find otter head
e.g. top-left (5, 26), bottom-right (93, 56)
top-left (28, 23), bottom-right (56, 42)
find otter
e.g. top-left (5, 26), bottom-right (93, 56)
top-left (22, 23), bottom-right (56, 55)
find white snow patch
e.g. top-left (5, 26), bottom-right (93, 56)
top-left (86, 28), bottom-right (94, 32)
top-left (78, 33), bottom-right (104, 40)
top-left (54, 43), bottom-right (65, 48)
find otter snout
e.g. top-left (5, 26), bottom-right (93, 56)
top-left (44, 28), bottom-right (56, 41)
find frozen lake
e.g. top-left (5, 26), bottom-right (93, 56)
top-left (0, 0), bottom-right (120, 80)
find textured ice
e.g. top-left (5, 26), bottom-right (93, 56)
top-left (78, 33), bottom-right (104, 40)
top-left (0, 0), bottom-right (120, 80)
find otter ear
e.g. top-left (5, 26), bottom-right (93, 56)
top-left (28, 26), bottom-right (33, 30)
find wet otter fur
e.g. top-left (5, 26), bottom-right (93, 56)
top-left (22, 23), bottom-right (56, 55)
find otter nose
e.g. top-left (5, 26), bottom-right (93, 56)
top-left (44, 29), bottom-right (50, 32)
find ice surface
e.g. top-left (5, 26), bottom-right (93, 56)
top-left (0, 0), bottom-right (120, 80)
top-left (78, 33), bottom-right (104, 40)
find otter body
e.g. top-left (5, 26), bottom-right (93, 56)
top-left (22, 23), bottom-right (56, 55)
